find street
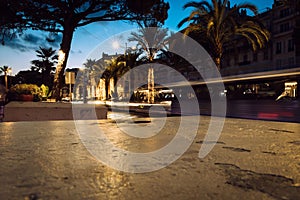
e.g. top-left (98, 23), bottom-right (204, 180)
top-left (226, 99), bottom-right (300, 123)
top-left (0, 115), bottom-right (299, 199)
top-left (169, 99), bottom-right (300, 123)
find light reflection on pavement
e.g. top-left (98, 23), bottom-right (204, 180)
top-left (0, 116), bottom-right (300, 199)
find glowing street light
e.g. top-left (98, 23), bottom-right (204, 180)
top-left (112, 41), bottom-right (120, 49)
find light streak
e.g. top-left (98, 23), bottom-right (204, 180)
top-left (164, 68), bottom-right (300, 88)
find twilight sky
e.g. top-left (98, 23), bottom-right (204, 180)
top-left (0, 0), bottom-right (274, 74)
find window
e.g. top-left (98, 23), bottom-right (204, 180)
top-left (264, 21), bottom-right (270, 29)
top-left (280, 8), bottom-right (290, 18)
top-left (234, 56), bottom-right (238, 65)
top-left (280, 23), bottom-right (290, 33)
top-left (276, 42), bottom-right (282, 54)
top-left (226, 58), bottom-right (230, 66)
top-left (276, 59), bottom-right (282, 68)
top-left (243, 54), bottom-right (248, 62)
top-left (288, 57), bottom-right (294, 66)
top-left (288, 39), bottom-right (294, 52)
top-left (253, 53), bottom-right (258, 62)
top-left (263, 50), bottom-right (269, 60)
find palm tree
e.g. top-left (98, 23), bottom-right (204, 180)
top-left (83, 58), bottom-right (103, 100)
top-left (102, 58), bottom-right (117, 99)
top-left (128, 27), bottom-right (169, 103)
top-left (31, 47), bottom-right (58, 87)
top-left (178, 0), bottom-right (270, 70)
top-left (83, 59), bottom-right (98, 72)
top-left (101, 57), bottom-right (131, 100)
top-left (0, 66), bottom-right (10, 89)
top-left (117, 51), bottom-right (142, 98)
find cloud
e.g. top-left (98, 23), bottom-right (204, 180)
top-left (3, 37), bottom-right (30, 52)
top-left (45, 33), bottom-right (62, 48)
top-left (2, 31), bottom-right (62, 52)
top-left (71, 49), bottom-right (83, 54)
top-left (23, 33), bottom-right (41, 44)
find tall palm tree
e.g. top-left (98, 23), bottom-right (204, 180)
top-left (178, 0), bottom-right (270, 69)
top-left (102, 57), bottom-right (132, 99)
top-left (83, 60), bottom-right (105, 100)
top-left (31, 47), bottom-right (58, 87)
top-left (83, 59), bottom-right (98, 72)
top-left (128, 27), bottom-right (169, 103)
top-left (0, 65), bottom-right (10, 89)
top-left (117, 51), bottom-right (142, 97)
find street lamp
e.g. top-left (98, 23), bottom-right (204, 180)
top-left (112, 41), bottom-right (120, 49)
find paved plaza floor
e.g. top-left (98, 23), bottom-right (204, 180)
top-left (0, 115), bottom-right (299, 200)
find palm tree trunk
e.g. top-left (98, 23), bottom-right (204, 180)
top-left (105, 79), bottom-right (109, 100)
top-left (214, 57), bottom-right (221, 71)
top-left (214, 39), bottom-right (223, 71)
top-left (113, 76), bottom-right (118, 100)
top-left (4, 72), bottom-right (8, 90)
top-left (44, 68), bottom-right (52, 88)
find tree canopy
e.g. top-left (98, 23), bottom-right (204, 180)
top-left (178, 0), bottom-right (270, 69)
top-left (1, 0), bottom-right (170, 100)
top-left (31, 47), bottom-right (57, 87)
top-left (128, 27), bottom-right (169, 63)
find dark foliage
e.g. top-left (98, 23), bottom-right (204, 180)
top-left (1, 0), bottom-right (170, 100)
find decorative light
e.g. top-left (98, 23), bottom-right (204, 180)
top-left (58, 50), bottom-right (65, 65)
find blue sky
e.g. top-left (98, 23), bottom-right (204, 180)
top-left (0, 0), bottom-right (274, 74)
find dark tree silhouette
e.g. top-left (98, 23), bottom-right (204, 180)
top-left (0, 65), bottom-right (11, 89)
top-left (15, 70), bottom-right (42, 85)
top-left (1, 0), bottom-right (169, 100)
top-left (178, 0), bottom-right (270, 69)
top-left (31, 47), bottom-right (57, 88)
top-left (0, 0), bottom-right (25, 45)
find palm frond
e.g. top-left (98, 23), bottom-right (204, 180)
top-left (177, 0), bottom-right (270, 69)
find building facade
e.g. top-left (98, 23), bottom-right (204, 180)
top-left (222, 0), bottom-right (300, 76)
top-left (165, 0), bottom-right (300, 100)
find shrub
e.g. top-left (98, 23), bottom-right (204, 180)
top-left (8, 84), bottom-right (42, 101)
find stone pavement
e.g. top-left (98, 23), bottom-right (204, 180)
top-left (3, 101), bottom-right (108, 122)
top-left (0, 115), bottom-right (299, 200)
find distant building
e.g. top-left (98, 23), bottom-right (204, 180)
top-left (162, 0), bottom-right (300, 99)
top-left (222, 0), bottom-right (300, 75)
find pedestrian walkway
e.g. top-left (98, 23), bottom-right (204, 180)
top-left (2, 101), bottom-right (107, 122)
top-left (0, 116), bottom-right (299, 199)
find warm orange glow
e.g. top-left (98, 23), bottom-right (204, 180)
top-left (58, 50), bottom-right (65, 65)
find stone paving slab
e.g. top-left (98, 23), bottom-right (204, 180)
top-left (3, 102), bottom-right (107, 122)
top-left (0, 116), bottom-right (299, 199)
